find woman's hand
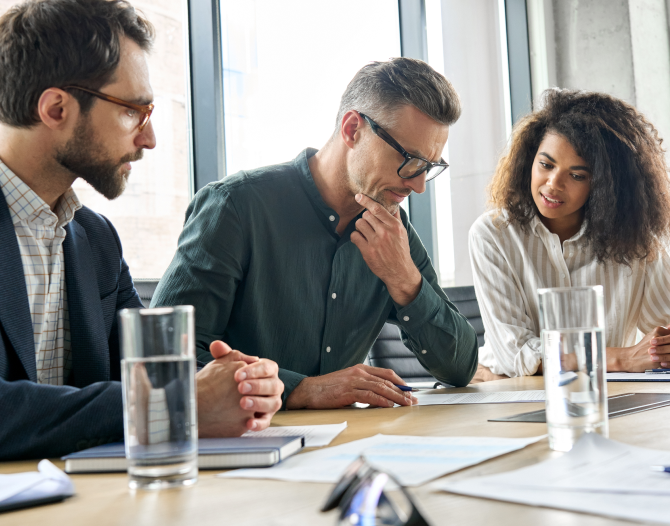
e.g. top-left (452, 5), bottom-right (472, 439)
top-left (607, 326), bottom-right (670, 372)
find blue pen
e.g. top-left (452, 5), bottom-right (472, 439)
top-left (394, 384), bottom-right (433, 392)
top-left (651, 466), bottom-right (670, 473)
top-left (645, 369), bottom-right (670, 374)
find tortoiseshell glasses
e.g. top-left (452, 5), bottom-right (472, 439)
top-left (64, 85), bottom-right (154, 132)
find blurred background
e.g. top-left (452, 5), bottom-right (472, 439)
top-left (1, 0), bottom-right (668, 286)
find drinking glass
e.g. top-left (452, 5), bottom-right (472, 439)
top-left (538, 286), bottom-right (608, 452)
top-left (119, 306), bottom-right (198, 489)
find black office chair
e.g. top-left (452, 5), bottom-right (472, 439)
top-left (367, 286), bottom-right (485, 384)
top-left (133, 278), bottom-right (160, 307)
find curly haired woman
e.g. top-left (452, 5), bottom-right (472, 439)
top-left (470, 89), bottom-right (670, 381)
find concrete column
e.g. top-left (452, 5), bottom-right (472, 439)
top-left (528, 0), bottom-right (670, 150)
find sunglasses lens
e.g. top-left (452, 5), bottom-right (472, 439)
top-left (337, 472), bottom-right (418, 526)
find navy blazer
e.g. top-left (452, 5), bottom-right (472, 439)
top-left (0, 194), bottom-right (142, 460)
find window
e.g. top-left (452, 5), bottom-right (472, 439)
top-left (220, 0), bottom-right (401, 175)
top-left (71, 0), bottom-right (191, 279)
top-left (0, 0), bottom-right (192, 279)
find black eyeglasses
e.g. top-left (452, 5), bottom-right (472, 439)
top-left (321, 456), bottom-right (431, 526)
top-left (359, 112), bottom-right (449, 182)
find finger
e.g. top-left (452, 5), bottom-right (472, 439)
top-left (213, 349), bottom-right (259, 366)
top-left (356, 364), bottom-right (405, 385)
top-left (649, 352), bottom-right (670, 363)
top-left (355, 194), bottom-right (394, 224)
top-left (235, 359), bottom-right (279, 381)
top-left (650, 334), bottom-right (670, 346)
top-left (355, 217), bottom-right (376, 239)
top-left (354, 387), bottom-right (409, 408)
top-left (238, 377), bottom-right (285, 396)
top-left (246, 412), bottom-right (275, 432)
top-left (653, 326), bottom-right (670, 336)
top-left (350, 230), bottom-right (368, 247)
top-left (209, 340), bottom-right (233, 359)
top-left (240, 395), bottom-right (282, 414)
top-left (357, 379), bottom-right (412, 407)
top-left (362, 209), bottom-right (385, 230)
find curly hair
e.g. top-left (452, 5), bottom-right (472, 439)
top-left (489, 88), bottom-right (670, 265)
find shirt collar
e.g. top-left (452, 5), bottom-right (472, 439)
top-left (0, 160), bottom-right (82, 228)
top-left (294, 148), bottom-right (342, 237)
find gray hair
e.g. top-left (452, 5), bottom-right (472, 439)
top-left (334, 57), bottom-right (461, 134)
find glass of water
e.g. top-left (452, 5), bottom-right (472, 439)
top-left (538, 286), bottom-right (608, 452)
top-left (119, 306), bottom-right (198, 489)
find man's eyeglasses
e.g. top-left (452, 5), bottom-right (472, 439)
top-left (63, 85), bottom-right (154, 132)
top-left (321, 456), bottom-right (431, 526)
top-left (358, 112), bottom-right (448, 182)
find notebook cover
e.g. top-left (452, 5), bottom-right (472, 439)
top-left (489, 392), bottom-right (670, 423)
top-left (62, 436), bottom-right (304, 473)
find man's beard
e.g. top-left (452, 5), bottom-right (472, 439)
top-left (55, 118), bottom-right (143, 200)
top-left (349, 169), bottom-right (403, 215)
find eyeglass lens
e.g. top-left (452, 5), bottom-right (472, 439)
top-left (399, 158), bottom-right (446, 181)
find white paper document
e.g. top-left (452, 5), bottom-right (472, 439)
top-left (440, 433), bottom-right (670, 524)
top-left (410, 390), bottom-right (546, 406)
top-left (607, 372), bottom-right (670, 382)
top-left (219, 434), bottom-right (545, 487)
top-left (0, 460), bottom-right (74, 510)
top-left (243, 422), bottom-right (347, 448)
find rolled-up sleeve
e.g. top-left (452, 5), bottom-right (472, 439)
top-left (469, 219), bottom-right (541, 377)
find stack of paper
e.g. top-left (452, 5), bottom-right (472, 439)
top-left (440, 433), bottom-right (670, 524)
top-left (219, 434), bottom-right (545, 486)
top-left (243, 422), bottom-right (347, 447)
top-left (0, 460), bottom-right (74, 512)
top-left (409, 390), bottom-right (545, 406)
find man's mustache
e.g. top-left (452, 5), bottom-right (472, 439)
top-left (120, 149), bottom-right (144, 164)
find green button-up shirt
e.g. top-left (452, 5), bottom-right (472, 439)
top-left (152, 149), bottom-right (478, 404)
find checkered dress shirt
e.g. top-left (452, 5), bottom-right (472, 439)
top-left (0, 161), bottom-right (81, 385)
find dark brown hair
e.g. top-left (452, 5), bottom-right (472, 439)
top-left (335, 57), bottom-right (461, 131)
top-left (0, 0), bottom-right (154, 127)
top-left (489, 88), bottom-right (670, 265)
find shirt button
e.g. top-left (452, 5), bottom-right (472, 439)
top-left (421, 350), bottom-right (427, 355)
top-left (561, 274), bottom-right (566, 279)
top-left (326, 346), bottom-right (331, 353)
top-left (329, 215), bottom-right (335, 222)
top-left (331, 293), bottom-right (337, 299)
top-left (403, 316), bottom-right (410, 322)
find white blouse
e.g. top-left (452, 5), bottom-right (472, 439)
top-left (469, 210), bottom-right (670, 377)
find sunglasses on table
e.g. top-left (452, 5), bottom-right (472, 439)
top-left (63, 85), bottom-right (154, 132)
top-left (358, 112), bottom-right (449, 182)
top-left (321, 456), bottom-right (431, 526)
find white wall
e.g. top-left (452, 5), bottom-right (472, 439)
top-left (439, 0), bottom-right (511, 286)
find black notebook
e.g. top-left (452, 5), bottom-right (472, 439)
top-left (62, 436), bottom-right (304, 474)
top-left (489, 392), bottom-right (670, 423)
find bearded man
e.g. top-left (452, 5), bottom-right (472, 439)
top-left (0, 0), bottom-right (282, 460)
top-left (153, 58), bottom-right (479, 410)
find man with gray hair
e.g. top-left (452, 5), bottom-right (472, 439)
top-left (153, 58), bottom-right (479, 409)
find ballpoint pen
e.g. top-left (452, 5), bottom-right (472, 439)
top-left (651, 465), bottom-right (670, 473)
top-left (394, 384), bottom-right (436, 392)
top-left (645, 369), bottom-right (670, 374)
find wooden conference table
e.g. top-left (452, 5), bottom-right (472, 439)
top-left (2, 376), bottom-right (669, 526)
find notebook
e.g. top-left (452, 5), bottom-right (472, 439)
top-left (62, 436), bottom-right (304, 474)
